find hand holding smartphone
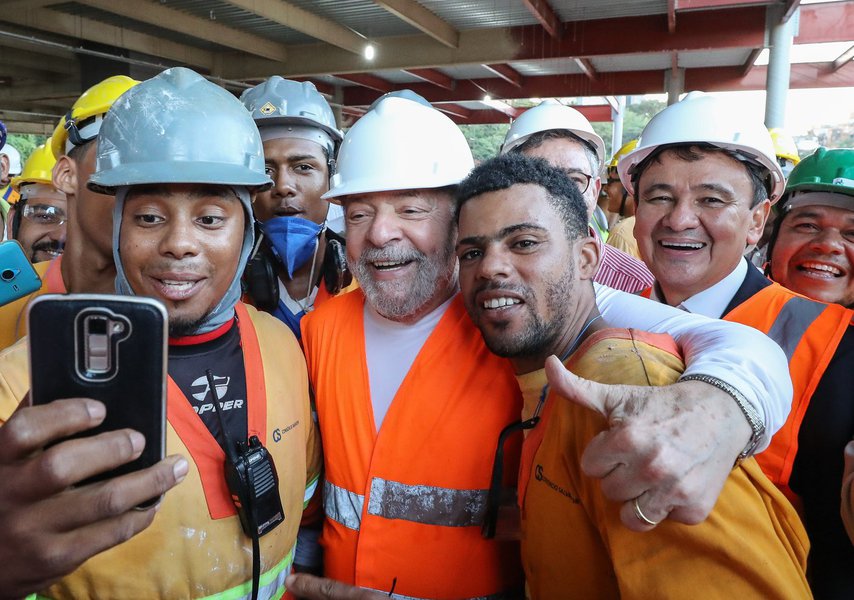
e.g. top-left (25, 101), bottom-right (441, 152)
top-left (0, 240), bottom-right (42, 306)
top-left (27, 294), bottom-right (168, 498)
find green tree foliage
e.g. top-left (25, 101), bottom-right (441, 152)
top-left (5, 134), bottom-right (49, 166)
top-left (458, 99), bottom-right (666, 164)
top-left (459, 123), bottom-right (510, 162)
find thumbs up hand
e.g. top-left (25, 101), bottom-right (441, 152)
top-left (545, 355), bottom-right (751, 532)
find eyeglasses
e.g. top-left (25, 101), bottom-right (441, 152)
top-left (22, 204), bottom-right (66, 227)
top-left (567, 171), bottom-right (593, 195)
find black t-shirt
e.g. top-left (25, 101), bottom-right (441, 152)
top-left (169, 319), bottom-right (249, 453)
top-left (789, 326), bottom-right (854, 600)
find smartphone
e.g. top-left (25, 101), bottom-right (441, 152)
top-left (0, 240), bottom-right (42, 306)
top-left (27, 294), bottom-right (168, 502)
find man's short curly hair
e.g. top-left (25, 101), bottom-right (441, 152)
top-left (455, 153), bottom-right (589, 241)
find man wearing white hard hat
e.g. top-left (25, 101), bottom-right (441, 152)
top-left (501, 100), bottom-right (653, 293)
top-left (624, 91), bottom-right (854, 597)
top-left (287, 94), bottom-right (796, 599)
top-left (0, 141), bottom-right (22, 236)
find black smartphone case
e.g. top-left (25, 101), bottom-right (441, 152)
top-left (28, 294), bottom-right (168, 485)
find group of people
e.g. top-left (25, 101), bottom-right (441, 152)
top-left (0, 66), bottom-right (851, 600)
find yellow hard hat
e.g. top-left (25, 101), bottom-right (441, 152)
top-left (50, 75), bottom-right (139, 159)
top-left (769, 128), bottom-right (800, 165)
top-left (608, 138), bottom-right (639, 169)
top-left (10, 144), bottom-right (56, 200)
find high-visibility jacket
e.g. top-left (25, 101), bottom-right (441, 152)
top-left (518, 329), bottom-right (810, 599)
top-left (639, 281), bottom-right (853, 502)
top-left (301, 290), bottom-right (523, 600)
top-left (723, 283), bottom-right (853, 502)
top-left (0, 257), bottom-right (59, 350)
top-left (0, 303), bottom-right (322, 599)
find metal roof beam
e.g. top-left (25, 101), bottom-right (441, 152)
top-left (481, 64), bottom-right (524, 88)
top-left (335, 73), bottom-right (393, 93)
top-left (372, 0), bottom-right (459, 48)
top-left (0, 7), bottom-right (214, 69)
top-left (404, 68), bottom-right (455, 90)
top-left (667, 0), bottom-right (676, 34)
top-left (0, 45), bottom-right (76, 74)
top-left (0, 121), bottom-right (55, 135)
top-left (574, 58), bottom-right (598, 81)
top-left (435, 103), bottom-right (472, 119)
top-left (740, 48), bottom-right (763, 76)
top-left (831, 45), bottom-right (854, 73)
top-left (76, 0), bottom-right (288, 62)
top-left (221, 4), bottom-right (771, 78)
top-left (221, 0), bottom-right (367, 55)
top-left (781, 0), bottom-right (801, 24)
top-left (521, 0), bottom-right (561, 39)
top-left (0, 81), bottom-right (81, 103)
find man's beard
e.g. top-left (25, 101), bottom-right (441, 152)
top-left (474, 267), bottom-right (575, 360)
top-left (168, 315), bottom-right (207, 338)
top-left (350, 235), bottom-right (456, 322)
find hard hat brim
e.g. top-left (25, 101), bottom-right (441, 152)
top-left (87, 161), bottom-right (273, 195)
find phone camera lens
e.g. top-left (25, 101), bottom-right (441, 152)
top-left (0, 269), bottom-right (16, 282)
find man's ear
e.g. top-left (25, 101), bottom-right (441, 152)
top-left (0, 154), bottom-right (8, 183)
top-left (747, 198), bottom-right (772, 246)
top-left (53, 155), bottom-right (77, 196)
top-left (5, 206), bottom-right (15, 241)
top-left (577, 236), bottom-right (601, 281)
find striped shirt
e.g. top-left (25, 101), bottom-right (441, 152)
top-left (592, 228), bottom-right (654, 293)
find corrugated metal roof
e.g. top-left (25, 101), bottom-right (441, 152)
top-left (372, 69), bottom-right (423, 84)
top-left (551, 0), bottom-right (666, 21)
top-left (274, 0), bottom-right (418, 39)
top-left (678, 48), bottom-right (755, 68)
top-left (510, 58), bottom-right (584, 76)
top-left (436, 64), bottom-right (496, 79)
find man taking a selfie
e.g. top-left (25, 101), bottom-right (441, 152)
top-left (0, 67), bottom-right (320, 599)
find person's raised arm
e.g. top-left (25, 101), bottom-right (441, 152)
top-left (544, 284), bottom-right (792, 530)
top-left (0, 398), bottom-right (187, 599)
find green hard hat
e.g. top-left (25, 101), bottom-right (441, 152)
top-left (89, 67), bottom-right (271, 195)
top-left (779, 147), bottom-right (854, 212)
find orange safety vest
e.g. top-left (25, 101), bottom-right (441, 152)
top-left (301, 290), bottom-right (523, 600)
top-left (724, 283), bottom-right (852, 502)
top-left (1, 303), bottom-right (321, 599)
top-left (639, 282), bottom-right (853, 502)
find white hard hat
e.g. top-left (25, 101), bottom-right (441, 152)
top-left (2, 144), bottom-right (21, 176)
top-left (617, 91), bottom-right (785, 203)
top-left (323, 96), bottom-right (474, 203)
top-left (501, 100), bottom-right (607, 170)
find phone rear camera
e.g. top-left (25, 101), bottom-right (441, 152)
top-left (0, 269), bottom-right (16, 282)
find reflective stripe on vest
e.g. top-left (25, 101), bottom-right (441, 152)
top-left (367, 477), bottom-right (488, 528)
top-left (199, 546), bottom-right (294, 600)
top-left (766, 296), bottom-right (825, 361)
top-left (325, 479), bottom-right (365, 530)
top-left (30, 548), bottom-right (294, 600)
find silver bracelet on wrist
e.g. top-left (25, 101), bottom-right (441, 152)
top-left (679, 373), bottom-right (765, 464)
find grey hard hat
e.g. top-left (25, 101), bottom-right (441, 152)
top-left (88, 67), bottom-right (271, 194)
top-left (240, 77), bottom-right (342, 155)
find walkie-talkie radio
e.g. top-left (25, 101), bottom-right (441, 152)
top-left (224, 434), bottom-right (285, 537)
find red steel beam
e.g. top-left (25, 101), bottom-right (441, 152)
top-left (687, 62), bottom-right (854, 90)
top-left (404, 68), bottom-right (455, 90)
top-left (795, 2), bottom-right (854, 44)
top-left (676, 0), bottom-right (773, 9)
top-left (334, 73), bottom-right (393, 93)
top-left (435, 103), bottom-right (472, 119)
top-left (521, 0), bottom-right (562, 39)
top-left (342, 60), bottom-right (854, 106)
top-left (482, 63), bottom-right (524, 88)
top-left (574, 58), bottom-right (598, 82)
top-left (667, 0), bottom-right (677, 34)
